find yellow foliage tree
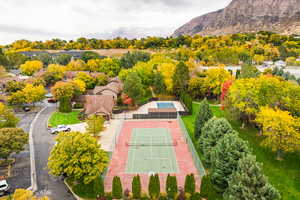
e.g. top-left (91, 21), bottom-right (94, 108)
top-left (19, 60), bottom-right (43, 76)
top-left (255, 107), bottom-right (300, 159)
top-left (204, 67), bottom-right (233, 96)
top-left (12, 188), bottom-right (49, 200)
top-left (66, 59), bottom-right (87, 71)
top-left (157, 63), bottom-right (176, 92)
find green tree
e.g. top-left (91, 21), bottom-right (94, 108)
top-left (199, 118), bottom-right (234, 166)
top-left (85, 114), bottom-right (105, 137)
top-left (0, 103), bottom-right (19, 128)
top-left (51, 81), bottom-right (76, 113)
top-left (80, 51), bottom-right (100, 62)
top-left (123, 72), bottom-right (144, 105)
top-left (224, 155), bottom-right (281, 200)
top-left (34, 53), bottom-right (53, 66)
top-left (93, 176), bottom-right (105, 198)
top-left (211, 133), bottom-right (250, 192)
top-left (194, 98), bottom-right (213, 139)
top-left (149, 174), bottom-right (160, 199)
top-left (132, 175), bottom-right (142, 199)
top-left (166, 174), bottom-right (178, 199)
top-left (48, 131), bottom-right (109, 184)
top-left (239, 64), bottom-right (261, 78)
top-left (0, 128), bottom-right (28, 160)
top-left (56, 54), bottom-right (72, 65)
top-left (95, 73), bottom-right (108, 86)
top-left (112, 176), bottom-right (123, 199)
top-left (153, 72), bottom-right (166, 95)
top-left (184, 174), bottom-right (196, 195)
top-left (120, 51), bottom-right (150, 69)
top-left (172, 61), bottom-right (190, 96)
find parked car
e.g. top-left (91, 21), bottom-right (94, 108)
top-left (0, 180), bottom-right (10, 196)
top-left (23, 106), bottom-right (30, 112)
top-left (50, 125), bottom-right (71, 134)
top-left (47, 98), bottom-right (57, 103)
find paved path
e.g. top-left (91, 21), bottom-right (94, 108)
top-left (32, 106), bottom-right (74, 200)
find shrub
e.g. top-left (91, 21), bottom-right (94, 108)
top-left (199, 175), bottom-right (219, 199)
top-left (166, 174), bottom-right (178, 199)
top-left (176, 188), bottom-right (186, 200)
top-left (148, 174), bottom-right (160, 199)
top-left (73, 102), bottom-right (84, 109)
top-left (132, 175), bottom-right (142, 199)
top-left (94, 176), bottom-right (105, 198)
top-left (112, 176), bottom-right (123, 199)
top-left (184, 174), bottom-right (195, 195)
top-left (180, 92), bottom-right (193, 113)
top-left (194, 98), bottom-right (213, 139)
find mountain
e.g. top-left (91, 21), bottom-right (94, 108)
top-left (173, 0), bottom-right (300, 36)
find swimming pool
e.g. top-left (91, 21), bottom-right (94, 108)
top-left (157, 102), bottom-right (175, 109)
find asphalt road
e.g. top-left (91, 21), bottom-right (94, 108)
top-left (32, 106), bottom-right (74, 200)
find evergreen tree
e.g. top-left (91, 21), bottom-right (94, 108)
top-left (172, 61), bottom-right (190, 96)
top-left (194, 98), bottom-right (213, 139)
top-left (149, 174), bottom-right (160, 199)
top-left (184, 174), bottom-right (196, 195)
top-left (153, 72), bottom-right (166, 95)
top-left (93, 176), bottom-right (105, 198)
top-left (166, 174), bottom-right (178, 199)
top-left (132, 175), bottom-right (141, 199)
top-left (211, 133), bottom-right (250, 192)
top-left (199, 175), bottom-right (219, 199)
top-left (112, 176), bottom-right (123, 199)
top-left (224, 155), bottom-right (281, 200)
top-left (199, 118), bottom-right (234, 166)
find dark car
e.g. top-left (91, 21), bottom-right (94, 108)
top-left (23, 106), bottom-right (30, 112)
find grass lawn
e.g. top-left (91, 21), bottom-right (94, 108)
top-left (182, 103), bottom-right (300, 200)
top-left (48, 110), bottom-right (81, 127)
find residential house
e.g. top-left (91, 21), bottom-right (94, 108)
top-left (93, 77), bottom-right (123, 101)
top-left (84, 95), bottom-right (115, 120)
top-left (274, 60), bottom-right (286, 68)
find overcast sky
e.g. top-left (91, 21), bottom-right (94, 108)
top-left (0, 0), bottom-right (231, 44)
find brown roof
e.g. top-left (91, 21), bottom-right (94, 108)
top-left (93, 79), bottom-right (123, 95)
top-left (84, 95), bottom-right (115, 116)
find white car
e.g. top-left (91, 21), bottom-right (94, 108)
top-left (0, 180), bottom-right (9, 195)
top-left (50, 125), bottom-right (71, 134)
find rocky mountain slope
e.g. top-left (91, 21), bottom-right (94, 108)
top-left (173, 0), bottom-right (300, 36)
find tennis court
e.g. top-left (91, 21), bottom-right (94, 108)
top-left (125, 128), bottom-right (179, 173)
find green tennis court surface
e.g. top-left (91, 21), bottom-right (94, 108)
top-left (125, 128), bottom-right (179, 173)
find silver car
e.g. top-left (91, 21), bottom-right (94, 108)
top-left (50, 125), bottom-right (71, 134)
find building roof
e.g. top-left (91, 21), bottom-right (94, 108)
top-left (94, 77), bottom-right (123, 95)
top-left (84, 95), bottom-right (114, 116)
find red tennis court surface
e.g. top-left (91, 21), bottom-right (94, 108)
top-left (104, 120), bottom-right (201, 192)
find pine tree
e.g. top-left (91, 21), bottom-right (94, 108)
top-left (166, 174), bottom-right (178, 199)
top-left (211, 133), bottom-right (250, 192)
top-left (194, 98), bottom-right (213, 139)
top-left (224, 155), bottom-right (281, 200)
top-left (93, 176), bottom-right (105, 198)
top-left (153, 72), bottom-right (166, 95)
top-left (112, 176), bottom-right (123, 199)
top-left (184, 174), bottom-right (195, 194)
top-left (132, 175), bottom-right (141, 199)
top-left (172, 61), bottom-right (190, 96)
top-left (199, 118), bottom-right (234, 166)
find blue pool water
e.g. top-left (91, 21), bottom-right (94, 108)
top-left (157, 102), bottom-right (175, 109)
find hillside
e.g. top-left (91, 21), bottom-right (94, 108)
top-left (173, 0), bottom-right (300, 36)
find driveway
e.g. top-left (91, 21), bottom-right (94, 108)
top-left (32, 106), bottom-right (74, 200)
